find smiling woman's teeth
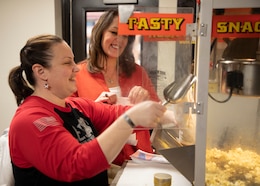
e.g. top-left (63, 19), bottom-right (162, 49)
top-left (112, 44), bottom-right (118, 49)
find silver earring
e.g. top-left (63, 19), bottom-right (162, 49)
top-left (44, 83), bottom-right (49, 89)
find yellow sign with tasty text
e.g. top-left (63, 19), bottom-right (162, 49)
top-left (118, 12), bottom-right (193, 38)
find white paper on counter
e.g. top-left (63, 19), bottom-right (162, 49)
top-left (130, 149), bottom-right (169, 164)
top-left (116, 161), bottom-right (192, 186)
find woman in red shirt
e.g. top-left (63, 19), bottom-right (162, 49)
top-left (8, 34), bottom-right (167, 186)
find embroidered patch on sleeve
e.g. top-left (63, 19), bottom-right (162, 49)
top-left (33, 116), bottom-right (60, 132)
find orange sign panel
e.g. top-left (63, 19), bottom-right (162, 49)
top-left (212, 14), bottom-right (260, 38)
top-left (118, 12), bottom-right (193, 37)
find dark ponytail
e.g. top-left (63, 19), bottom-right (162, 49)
top-left (8, 66), bottom-right (34, 106)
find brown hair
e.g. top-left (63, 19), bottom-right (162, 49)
top-left (87, 9), bottom-right (136, 77)
top-left (8, 34), bottom-right (63, 106)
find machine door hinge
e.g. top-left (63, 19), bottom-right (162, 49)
top-left (183, 102), bottom-right (204, 115)
top-left (199, 23), bottom-right (207, 37)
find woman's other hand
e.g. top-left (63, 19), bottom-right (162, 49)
top-left (128, 86), bottom-right (150, 104)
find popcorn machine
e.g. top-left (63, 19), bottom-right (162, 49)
top-left (195, 0), bottom-right (260, 185)
top-left (144, 1), bottom-right (260, 185)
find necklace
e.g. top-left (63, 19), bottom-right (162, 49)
top-left (103, 69), bottom-right (117, 84)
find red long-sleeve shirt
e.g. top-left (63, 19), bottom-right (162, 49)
top-left (9, 96), bottom-right (130, 185)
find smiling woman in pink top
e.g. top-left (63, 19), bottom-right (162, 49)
top-left (72, 9), bottom-right (160, 166)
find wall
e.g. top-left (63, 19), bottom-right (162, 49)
top-left (0, 0), bottom-right (61, 133)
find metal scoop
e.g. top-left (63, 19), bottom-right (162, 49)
top-left (162, 74), bottom-right (197, 106)
top-left (151, 73), bottom-right (197, 142)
